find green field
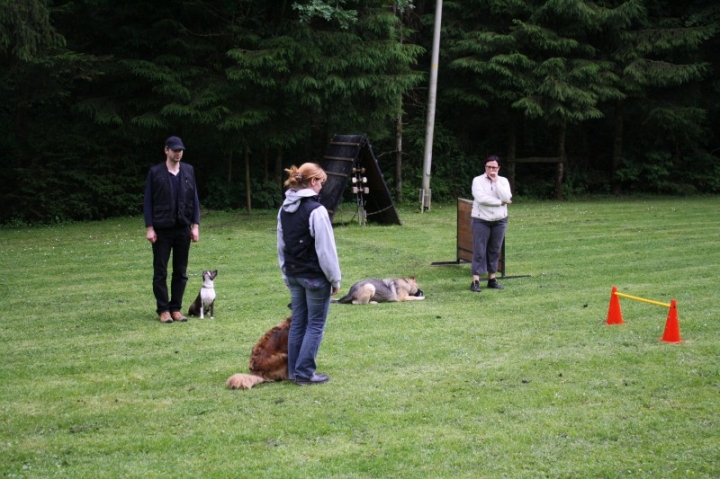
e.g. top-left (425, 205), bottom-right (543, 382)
top-left (1, 197), bottom-right (719, 478)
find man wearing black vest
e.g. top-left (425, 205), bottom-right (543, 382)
top-left (144, 136), bottom-right (200, 323)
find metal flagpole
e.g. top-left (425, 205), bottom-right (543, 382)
top-left (420, 0), bottom-right (443, 212)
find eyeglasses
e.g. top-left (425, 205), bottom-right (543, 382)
top-left (485, 166), bottom-right (499, 170)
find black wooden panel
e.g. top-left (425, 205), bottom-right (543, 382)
top-left (320, 134), bottom-right (401, 225)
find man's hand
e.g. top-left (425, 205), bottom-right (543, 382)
top-left (146, 226), bottom-right (157, 244)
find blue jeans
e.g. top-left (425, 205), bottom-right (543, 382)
top-left (286, 276), bottom-right (331, 380)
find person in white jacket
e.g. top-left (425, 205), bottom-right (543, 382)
top-left (277, 163), bottom-right (341, 385)
top-left (470, 155), bottom-right (512, 292)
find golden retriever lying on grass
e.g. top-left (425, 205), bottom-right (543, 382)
top-left (226, 316), bottom-right (291, 389)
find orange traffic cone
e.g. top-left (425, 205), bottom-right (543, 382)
top-left (661, 299), bottom-right (682, 343)
top-left (606, 286), bottom-right (624, 325)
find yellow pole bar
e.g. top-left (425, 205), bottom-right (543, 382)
top-left (614, 291), bottom-right (671, 308)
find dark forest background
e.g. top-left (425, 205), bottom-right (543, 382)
top-left (2, 0), bottom-right (719, 224)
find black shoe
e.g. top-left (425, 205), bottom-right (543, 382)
top-left (294, 373), bottom-right (329, 385)
top-left (487, 279), bottom-right (504, 290)
top-left (470, 281), bottom-right (481, 293)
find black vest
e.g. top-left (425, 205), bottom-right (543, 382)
top-left (280, 196), bottom-right (324, 278)
top-left (149, 162), bottom-right (197, 228)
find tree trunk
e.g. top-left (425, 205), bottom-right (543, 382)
top-left (611, 98), bottom-right (624, 194)
top-left (226, 150), bottom-right (232, 183)
top-left (263, 147), bottom-right (269, 183)
top-left (506, 112), bottom-right (517, 193)
top-left (275, 147), bottom-right (283, 193)
top-left (244, 144), bottom-right (251, 213)
top-left (556, 122), bottom-right (566, 199)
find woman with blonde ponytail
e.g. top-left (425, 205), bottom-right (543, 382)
top-left (277, 163), bottom-right (341, 385)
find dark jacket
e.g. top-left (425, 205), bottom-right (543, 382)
top-left (280, 196), bottom-right (325, 278)
top-left (144, 162), bottom-right (200, 228)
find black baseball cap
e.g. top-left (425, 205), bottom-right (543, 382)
top-left (165, 136), bottom-right (185, 150)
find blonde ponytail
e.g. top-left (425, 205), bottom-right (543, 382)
top-left (284, 163), bottom-right (327, 189)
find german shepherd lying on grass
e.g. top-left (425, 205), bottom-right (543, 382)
top-left (226, 316), bottom-right (291, 390)
top-left (333, 276), bottom-right (424, 304)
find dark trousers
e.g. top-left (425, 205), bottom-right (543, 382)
top-left (152, 225), bottom-right (191, 314)
top-left (471, 217), bottom-right (507, 276)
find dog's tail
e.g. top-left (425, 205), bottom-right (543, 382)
top-left (332, 292), bottom-right (354, 304)
top-left (226, 373), bottom-right (268, 390)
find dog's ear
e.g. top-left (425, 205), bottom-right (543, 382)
top-left (213, 270), bottom-right (218, 275)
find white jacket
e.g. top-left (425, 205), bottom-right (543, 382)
top-left (471, 173), bottom-right (512, 221)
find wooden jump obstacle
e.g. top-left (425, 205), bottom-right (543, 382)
top-left (430, 199), bottom-right (530, 280)
top-left (606, 286), bottom-right (682, 343)
top-left (430, 198), bottom-right (505, 275)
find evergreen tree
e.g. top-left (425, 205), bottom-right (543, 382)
top-left (224, 1), bottom-right (423, 205)
top-left (589, 0), bottom-right (715, 193)
top-left (445, 0), bottom-right (625, 198)
top-left (1, 0), bottom-right (719, 223)
top-left (435, 0), bottom-right (716, 197)
top-left (0, 0), bottom-right (111, 222)
top-left (1, 1), bottom-right (424, 220)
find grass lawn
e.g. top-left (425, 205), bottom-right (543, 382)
top-left (1, 197), bottom-right (719, 478)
